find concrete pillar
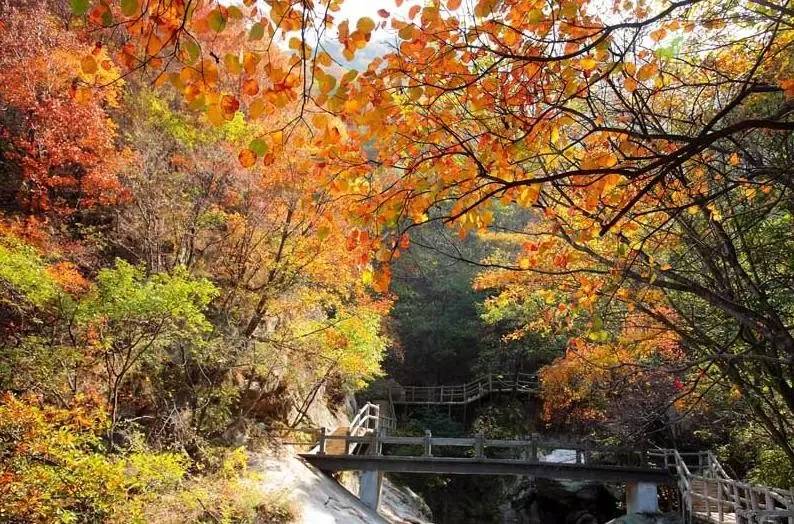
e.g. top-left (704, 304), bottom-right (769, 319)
top-left (358, 470), bottom-right (383, 511)
top-left (626, 481), bottom-right (659, 514)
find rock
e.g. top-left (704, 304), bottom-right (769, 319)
top-left (379, 477), bottom-right (434, 524)
top-left (606, 513), bottom-right (682, 524)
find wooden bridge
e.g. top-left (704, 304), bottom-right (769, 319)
top-left (387, 372), bottom-right (536, 405)
top-left (300, 402), bottom-right (794, 523)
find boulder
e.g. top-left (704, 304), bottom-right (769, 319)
top-left (606, 513), bottom-right (682, 524)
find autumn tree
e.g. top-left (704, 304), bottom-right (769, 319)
top-left (325, 0), bottom-right (793, 470)
top-left (0, 1), bottom-right (123, 217)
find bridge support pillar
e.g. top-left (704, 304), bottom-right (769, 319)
top-left (626, 481), bottom-right (659, 514)
top-left (359, 470), bottom-right (383, 511)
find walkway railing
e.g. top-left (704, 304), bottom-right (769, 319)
top-left (388, 372), bottom-right (537, 405)
top-left (649, 449), bottom-right (794, 523)
top-left (319, 428), bottom-right (652, 467)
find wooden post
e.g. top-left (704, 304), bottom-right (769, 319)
top-left (318, 427), bottom-right (327, 455)
top-left (749, 486), bottom-right (758, 511)
top-left (717, 478), bottom-right (723, 522)
top-left (731, 482), bottom-right (741, 524)
top-left (764, 488), bottom-right (774, 516)
top-left (530, 433), bottom-right (538, 462)
top-left (423, 429), bottom-right (432, 457)
top-left (788, 485), bottom-right (794, 524)
top-left (705, 479), bottom-right (711, 517)
top-left (344, 428), bottom-right (352, 455)
top-left (372, 427), bottom-right (383, 456)
top-left (475, 433), bottom-right (485, 458)
top-left (440, 385), bottom-right (444, 403)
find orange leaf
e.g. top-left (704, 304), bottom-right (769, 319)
top-left (238, 148), bottom-right (257, 168)
top-left (650, 28), bottom-right (667, 42)
top-left (242, 78), bottom-right (259, 96)
top-left (408, 5), bottom-right (420, 19)
top-left (81, 55), bottom-right (97, 74)
top-left (637, 62), bottom-right (658, 81)
top-left (779, 79), bottom-right (794, 98)
top-left (220, 94), bottom-right (240, 115)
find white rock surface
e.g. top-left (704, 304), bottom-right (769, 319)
top-left (255, 452), bottom-right (387, 524)
top-left (254, 452), bottom-right (434, 524)
top-left (379, 477), bottom-right (434, 524)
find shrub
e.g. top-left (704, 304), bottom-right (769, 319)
top-left (0, 393), bottom-right (187, 523)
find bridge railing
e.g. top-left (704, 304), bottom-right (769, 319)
top-left (318, 429), bottom-right (655, 467)
top-left (649, 449), bottom-right (794, 523)
top-left (388, 372), bottom-right (538, 405)
top-left (316, 402), bottom-right (395, 455)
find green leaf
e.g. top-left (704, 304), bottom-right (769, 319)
top-left (249, 138), bottom-right (268, 156)
top-left (70, 0), bottom-right (90, 15)
top-left (101, 8), bottom-right (114, 26)
top-left (207, 9), bottom-right (227, 33)
top-left (655, 35), bottom-right (683, 59)
top-left (249, 22), bottom-right (265, 41)
top-left (121, 0), bottom-right (138, 17)
top-left (183, 39), bottom-right (200, 64)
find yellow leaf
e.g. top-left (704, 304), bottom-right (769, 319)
top-left (249, 97), bottom-right (267, 119)
top-left (580, 57), bottom-right (597, 71)
top-left (224, 53), bottom-right (242, 75)
top-left (517, 184), bottom-right (540, 207)
top-left (357, 17), bottom-right (376, 33)
top-left (206, 104), bottom-right (224, 126)
top-left (550, 126), bottom-right (560, 144)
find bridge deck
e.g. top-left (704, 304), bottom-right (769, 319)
top-left (300, 454), bottom-right (672, 483)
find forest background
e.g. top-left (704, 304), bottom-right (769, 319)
top-left (0, 0), bottom-right (793, 521)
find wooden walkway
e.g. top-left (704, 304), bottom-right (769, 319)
top-left (649, 450), bottom-right (794, 524)
top-left (305, 403), bottom-right (794, 523)
top-left (387, 372), bottom-right (536, 405)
